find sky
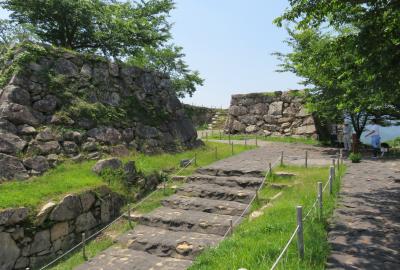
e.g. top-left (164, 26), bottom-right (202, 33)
top-left (171, 0), bottom-right (301, 108)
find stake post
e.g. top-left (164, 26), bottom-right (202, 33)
top-left (296, 206), bottom-right (304, 259)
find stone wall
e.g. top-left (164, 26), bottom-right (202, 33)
top-left (0, 42), bottom-right (199, 181)
top-left (0, 186), bottom-right (124, 270)
top-left (225, 91), bottom-right (319, 138)
top-left (182, 104), bottom-right (218, 128)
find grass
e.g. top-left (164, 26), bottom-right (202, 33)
top-left (0, 142), bottom-right (254, 210)
top-left (206, 133), bottom-right (319, 145)
top-left (189, 164), bottom-right (345, 270)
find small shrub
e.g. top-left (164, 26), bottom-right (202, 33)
top-left (349, 152), bottom-right (362, 163)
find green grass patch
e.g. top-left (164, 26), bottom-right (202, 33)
top-left (0, 142), bottom-right (254, 210)
top-left (189, 165), bottom-right (345, 270)
top-left (207, 133), bottom-right (319, 145)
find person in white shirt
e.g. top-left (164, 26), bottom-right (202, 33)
top-left (365, 119), bottom-right (381, 158)
top-left (343, 121), bottom-right (352, 151)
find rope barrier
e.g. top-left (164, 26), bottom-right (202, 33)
top-left (270, 225), bottom-right (300, 270)
top-left (39, 156), bottom-right (196, 270)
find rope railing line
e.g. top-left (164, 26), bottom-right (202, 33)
top-left (222, 157), bottom-right (281, 239)
top-left (39, 155), bottom-right (196, 270)
top-left (270, 225), bottom-right (300, 270)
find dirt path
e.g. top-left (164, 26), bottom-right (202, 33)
top-left (327, 159), bottom-right (400, 269)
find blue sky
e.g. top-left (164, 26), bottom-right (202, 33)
top-left (171, 0), bottom-right (301, 107)
top-left (0, 1), bottom-right (301, 108)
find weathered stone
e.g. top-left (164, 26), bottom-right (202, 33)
top-left (62, 141), bottom-right (79, 155)
top-left (245, 125), bottom-right (258, 133)
top-left (79, 192), bottom-right (96, 212)
top-left (0, 232), bottom-right (20, 270)
top-left (75, 212), bottom-right (98, 232)
top-left (100, 198), bottom-right (111, 223)
top-left (28, 140), bottom-right (61, 155)
top-left (229, 105), bottom-right (247, 116)
top-left (294, 125), bottom-right (317, 135)
top-left (110, 144), bottom-right (130, 156)
top-left (249, 103), bottom-right (268, 115)
top-left (0, 153), bottom-right (29, 180)
top-left (80, 64), bottom-right (92, 78)
top-left (17, 124), bottom-right (37, 135)
top-left (36, 202), bottom-right (57, 225)
top-left (92, 158), bottom-right (123, 175)
top-left (54, 58), bottom-right (78, 76)
top-left (63, 131), bottom-right (82, 144)
top-left (122, 128), bottom-right (134, 142)
top-left (33, 95), bottom-right (58, 113)
top-left (136, 125), bottom-right (158, 139)
top-left (30, 230), bottom-right (51, 254)
top-left (50, 195), bottom-right (82, 221)
top-left (36, 128), bottom-right (56, 142)
top-left (0, 102), bottom-right (40, 126)
top-left (296, 107), bottom-right (309, 117)
top-left (14, 256), bottom-right (29, 269)
top-left (0, 119), bottom-right (17, 133)
top-left (50, 114), bottom-right (75, 126)
top-left (0, 85), bottom-right (31, 106)
top-left (46, 154), bottom-right (60, 168)
top-left (268, 101), bottom-right (283, 116)
top-left (0, 207), bottom-right (29, 226)
top-left (82, 141), bottom-right (98, 152)
top-left (23, 156), bottom-right (49, 173)
top-left (0, 132), bottom-right (27, 154)
top-left (50, 222), bottom-right (69, 241)
top-left (87, 127), bottom-right (122, 145)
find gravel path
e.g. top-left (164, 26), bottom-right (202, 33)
top-left (327, 159), bottom-right (400, 269)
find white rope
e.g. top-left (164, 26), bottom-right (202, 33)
top-left (270, 225), bottom-right (300, 270)
top-left (40, 156), bottom-right (196, 269)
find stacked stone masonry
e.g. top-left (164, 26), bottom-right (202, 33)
top-left (0, 43), bottom-right (199, 181)
top-left (0, 186), bottom-right (124, 270)
top-left (225, 91), bottom-right (319, 138)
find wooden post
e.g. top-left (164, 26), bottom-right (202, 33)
top-left (215, 147), bottom-right (218, 160)
top-left (128, 203), bottom-right (132, 227)
top-left (332, 158), bottom-right (336, 170)
top-left (82, 232), bottom-right (87, 260)
top-left (255, 135), bottom-right (258, 146)
top-left (280, 151), bottom-right (284, 166)
top-left (318, 182), bottom-right (323, 220)
top-left (231, 143), bottom-right (234, 155)
top-left (229, 133), bottom-right (231, 144)
top-left (245, 138), bottom-right (247, 147)
top-left (194, 153), bottom-right (197, 166)
top-left (269, 162), bottom-right (272, 176)
top-left (230, 219), bottom-right (233, 236)
top-left (255, 189), bottom-right (259, 202)
top-left (219, 131), bottom-right (222, 140)
top-left (163, 174), bottom-right (166, 195)
top-left (305, 151), bottom-right (308, 168)
top-left (329, 166), bottom-right (334, 194)
top-left (206, 132), bottom-right (208, 141)
top-left (296, 206), bottom-right (304, 259)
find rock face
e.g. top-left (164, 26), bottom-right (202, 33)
top-left (0, 43), bottom-right (199, 181)
top-left (225, 91), bottom-right (321, 138)
top-left (0, 186), bottom-right (124, 270)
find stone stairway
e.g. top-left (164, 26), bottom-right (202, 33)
top-left (75, 167), bottom-right (265, 270)
top-left (207, 110), bottom-right (228, 130)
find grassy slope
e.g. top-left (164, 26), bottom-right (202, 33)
top-left (189, 165), bottom-right (344, 270)
top-left (48, 142), bottom-right (255, 270)
top-left (207, 133), bottom-right (319, 145)
top-left (0, 142), bottom-right (254, 210)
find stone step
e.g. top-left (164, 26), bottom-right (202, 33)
top-left (196, 167), bottom-right (265, 178)
top-left (177, 183), bottom-right (255, 204)
top-left (74, 246), bottom-right (192, 270)
top-left (135, 207), bottom-right (241, 236)
top-left (187, 174), bottom-right (263, 190)
top-left (162, 194), bottom-right (248, 216)
top-left (117, 225), bottom-right (222, 260)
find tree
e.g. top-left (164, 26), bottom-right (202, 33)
top-left (1, 0), bottom-right (174, 59)
top-left (0, 19), bottom-right (34, 46)
top-left (128, 45), bottom-right (204, 98)
top-left (274, 28), bottom-right (392, 139)
top-left (274, 0), bottom-right (400, 139)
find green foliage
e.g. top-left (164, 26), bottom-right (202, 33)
top-left (349, 152), bottom-right (362, 163)
top-left (2, 0), bottom-right (174, 59)
top-left (128, 44), bottom-right (204, 98)
top-left (0, 19), bottom-right (35, 47)
top-left (274, 0), bottom-right (400, 129)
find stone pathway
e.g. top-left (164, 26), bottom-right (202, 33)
top-left (327, 159), bottom-right (400, 270)
top-left (74, 142), bottom-right (337, 270)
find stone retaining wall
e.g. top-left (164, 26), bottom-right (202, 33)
top-left (0, 186), bottom-right (124, 270)
top-left (225, 91), bottom-right (320, 138)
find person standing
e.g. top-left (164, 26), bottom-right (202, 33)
top-left (343, 121), bottom-right (352, 151)
top-left (365, 119), bottom-right (381, 158)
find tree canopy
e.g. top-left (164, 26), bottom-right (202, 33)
top-left (275, 0), bottom-right (400, 136)
top-left (0, 0), bottom-right (203, 97)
